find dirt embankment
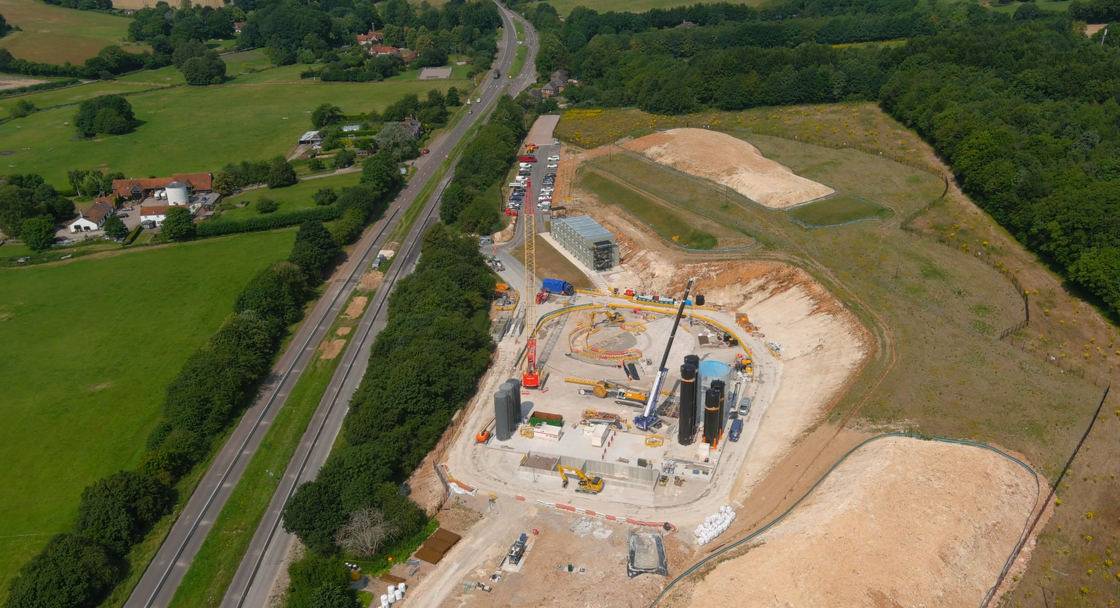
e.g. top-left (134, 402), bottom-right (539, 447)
top-left (622, 128), bottom-right (834, 208)
top-left (679, 436), bottom-right (1040, 608)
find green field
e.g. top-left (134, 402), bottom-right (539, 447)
top-left (788, 195), bottom-right (886, 226)
top-left (219, 172), bottom-right (363, 220)
top-left (578, 167), bottom-right (722, 249)
top-left (0, 81), bottom-right (162, 120)
top-left (0, 0), bottom-right (145, 63)
top-left (115, 64), bottom-right (186, 86)
top-left (0, 230), bottom-right (295, 603)
top-left (0, 78), bottom-right (466, 188)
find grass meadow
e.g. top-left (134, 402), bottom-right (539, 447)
top-left (561, 106), bottom-right (1120, 605)
top-left (0, 0), bottom-right (144, 63)
top-left (787, 195), bottom-right (886, 226)
top-left (0, 230), bottom-right (295, 603)
top-left (0, 78), bottom-right (466, 188)
top-left (219, 171), bottom-right (363, 220)
top-left (0, 81), bottom-right (162, 120)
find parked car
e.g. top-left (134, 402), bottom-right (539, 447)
top-left (547, 164), bottom-right (557, 168)
top-left (422, 148), bottom-right (430, 154)
top-left (117, 213), bottom-right (129, 218)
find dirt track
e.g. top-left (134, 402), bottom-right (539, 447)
top-left (678, 436), bottom-right (1040, 608)
top-left (622, 129), bottom-right (834, 208)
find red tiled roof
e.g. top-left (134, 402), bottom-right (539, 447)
top-left (112, 173), bottom-right (212, 198)
top-left (140, 205), bottom-right (170, 217)
top-left (370, 45), bottom-right (399, 55)
top-left (79, 201), bottom-right (114, 224)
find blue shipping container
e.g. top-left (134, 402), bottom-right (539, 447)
top-left (541, 278), bottom-right (574, 295)
top-left (729, 419), bottom-right (743, 442)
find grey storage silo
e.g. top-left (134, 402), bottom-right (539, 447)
top-left (505, 379), bottom-right (522, 430)
top-left (494, 388), bottom-right (513, 441)
top-left (684, 355), bottom-right (701, 427)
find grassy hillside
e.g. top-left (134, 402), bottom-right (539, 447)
top-left (0, 81), bottom-right (161, 120)
top-left (0, 230), bottom-right (295, 603)
top-left (0, 78), bottom-right (465, 188)
top-left (0, 0), bottom-right (145, 64)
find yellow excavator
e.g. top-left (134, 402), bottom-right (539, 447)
top-left (557, 466), bottom-right (604, 494)
top-left (590, 310), bottom-right (624, 327)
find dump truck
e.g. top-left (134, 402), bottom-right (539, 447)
top-left (541, 278), bottom-right (573, 296)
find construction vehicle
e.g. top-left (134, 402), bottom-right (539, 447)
top-left (634, 278), bottom-right (695, 431)
top-left (577, 380), bottom-right (647, 402)
top-left (523, 177), bottom-right (540, 388)
top-left (557, 466), bottom-right (604, 494)
top-left (541, 278), bottom-right (573, 295)
top-left (590, 310), bottom-right (624, 327)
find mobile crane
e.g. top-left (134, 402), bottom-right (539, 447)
top-left (634, 278), bottom-right (695, 431)
top-left (557, 466), bottom-right (604, 494)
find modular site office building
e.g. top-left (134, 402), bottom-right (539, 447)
top-left (551, 216), bottom-right (620, 271)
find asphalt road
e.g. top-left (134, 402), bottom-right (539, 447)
top-left (122, 6), bottom-right (537, 608)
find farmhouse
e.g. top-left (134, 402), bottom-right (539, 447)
top-left (69, 200), bottom-right (115, 233)
top-left (370, 45), bottom-right (399, 56)
top-left (356, 29), bottom-right (384, 45)
top-left (140, 205), bottom-right (170, 227)
top-left (112, 173), bottom-right (213, 200)
top-left (233, 21), bottom-right (245, 34)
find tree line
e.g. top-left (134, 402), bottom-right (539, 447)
top-left (4, 155), bottom-right (404, 608)
top-left (440, 96), bottom-right (528, 234)
top-left (280, 222), bottom-right (494, 606)
top-left (521, 0), bottom-right (1120, 319)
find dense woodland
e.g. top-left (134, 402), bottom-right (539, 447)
top-left (505, 0), bottom-right (1120, 319)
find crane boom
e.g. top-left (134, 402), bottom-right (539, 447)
top-left (634, 278), bottom-right (695, 431)
top-left (522, 177), bottom-right (540, 388)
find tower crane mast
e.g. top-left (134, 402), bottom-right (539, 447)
top-left (522, 177), bottom-right (540, 388)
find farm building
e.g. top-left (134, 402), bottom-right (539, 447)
top-left (401, 117), bottom-right (423, 140)
top-left (112, 173), bottom-right (213, 200)
top-left (69, 200), bottom-right (115, 233)
top-left (356, 29), bottom-right (383, 45)
top-left (140, 205), bottom-right (170, 227)
top-left (550, 215), bottom-right (619, 271)
top-left (299, 131), bottom-right (323, 146)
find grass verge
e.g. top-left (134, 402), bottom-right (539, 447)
top-left (513, 235), bottom-right (593, 289)
top-left (578, 168), bottom-right (719, 249)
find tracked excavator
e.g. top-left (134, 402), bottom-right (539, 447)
top-left (557, 466), bottom-right (604, 494)
top-left (578, 380), bottom-right (647, 402)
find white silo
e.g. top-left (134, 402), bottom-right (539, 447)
top-left (166, 181), bottom-right (189, 206)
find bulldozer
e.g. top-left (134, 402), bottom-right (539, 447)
top-left (557, 466), bottom-right (604, 494)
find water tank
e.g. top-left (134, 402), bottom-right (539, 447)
top-left (166, 181), bottom-right (189, 206)
top-left (494, 389), bottom-right (512, 441)
top-left (702, 387), bottom-right (721, 445)
top-left (698, 360), bottom-right (730, 397)
top-left (677, 363), bottom-right (697, 445)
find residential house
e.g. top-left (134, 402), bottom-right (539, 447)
top-left (234, 21), bottom-right (245, 34)
top-left (140, 205), bottom-right (171, 227)
top-left (112, 173), bottom-right (213, 201)
top-left (69, 200), bottom-right (115, 233)
top-left (299, 130), bottom-right (323, 146)
top-left (400, 49), bottom-right (418, 64)
top-left (541, 69), bottom-right (569, 98)
top-left (356, 29), bottom-right (384, 45)
top-left (401, 117), bottom-right (423, 140)
top-left (370, 45), bottom-right (400, 56)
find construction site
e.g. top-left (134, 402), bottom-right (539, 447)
top-left (392, 119), bottom-right (1058, 608)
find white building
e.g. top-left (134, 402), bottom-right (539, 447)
top-left (69, 201), bottom-right (115, 233)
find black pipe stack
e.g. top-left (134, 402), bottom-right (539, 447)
top-left (711, 379), bottom-right (726, 422)
top-left (703, 386), bottom-right (721, 445)
top-left (678, 363), bottom-right (697, 445)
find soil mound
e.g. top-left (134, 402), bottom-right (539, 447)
top-left (686, 437), bottom-right (1038, 608)
top-left (622, 128), bottom-right (834, 208)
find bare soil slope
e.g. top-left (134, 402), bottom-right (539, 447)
top-left (621, 128), bottom-right (834, 208)
top-left (685, 437), bottom-right (1039, 608)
